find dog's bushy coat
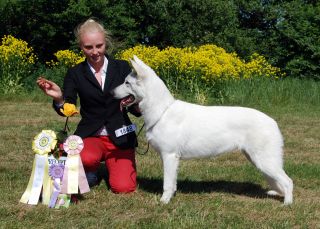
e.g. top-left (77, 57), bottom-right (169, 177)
top-left (112, 56), bottom-right (293, 205)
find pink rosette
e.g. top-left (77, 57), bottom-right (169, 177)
top-left (61, 135), bottom-right (89, 194)
top-left (63, 135), bottom-right (84, 155)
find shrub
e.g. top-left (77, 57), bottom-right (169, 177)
top-left (44, 49), bottom-right (85, 87)
top-left (0, 35), bottom-right (37, 94)
top-left (47, 49), bottom-right (85, 68)
top-left (116, 44), bottom-right (285, 103)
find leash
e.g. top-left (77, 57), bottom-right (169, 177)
top-left (136, 123), bottom-right (149, 155)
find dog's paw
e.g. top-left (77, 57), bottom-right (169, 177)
top-left (160, 196), bottom-right (171, 204)
top-left (283, 199), bottom-right (293, 206)
top-left (266, 190), bottom-right (281, 196)
top-left (160, 192), bottom-right (173, 204)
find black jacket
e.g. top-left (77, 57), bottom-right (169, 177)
top-left (54, 57), bottom-right (139, 149)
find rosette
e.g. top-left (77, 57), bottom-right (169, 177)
top-left (63, 135), bottom-right (84, 155)
top-left (32, 130), bottom-right (57, 155)
top-left (20, 130), bottom-right (57, 205)
top-left (61, 135), bottom-right (89, 194)
top-left (48, 164), bottom-right (64, 208)
top-left (49, 163), bottom-right (64, 179)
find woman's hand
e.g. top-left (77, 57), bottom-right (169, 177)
top-left (36, 77), bottom-right (63, 103)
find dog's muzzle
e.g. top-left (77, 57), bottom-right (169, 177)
top-left (120, 95), bottom-right (135, 111)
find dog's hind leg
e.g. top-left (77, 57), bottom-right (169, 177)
top-left (243, 150), bottom-right (293, 205)
top-left (160, 153), bottom-right (180, 204)
top-left (243, 151), bottom-right (281, 195)
top-left (263, 169), bottom-right (293, 205)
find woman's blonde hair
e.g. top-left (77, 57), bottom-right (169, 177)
top-left (74, 18), bottom-right (113, 53)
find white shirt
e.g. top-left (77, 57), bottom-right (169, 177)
top-left (87, 56), bottom-right (109, 136)
top-left (87, 56), bottom-right (108, 90)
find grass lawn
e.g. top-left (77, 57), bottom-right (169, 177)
top-left (0, 80), bottom-right (319, 228)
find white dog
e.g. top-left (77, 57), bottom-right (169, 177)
top-left (112, 56), bottom-right (293, 205)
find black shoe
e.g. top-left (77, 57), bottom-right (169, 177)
top-left (86, 171), bottom-right (100, 187)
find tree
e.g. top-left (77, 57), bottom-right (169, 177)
top-left (0, 0), bottom-right (73, 61)
top-left (0, 0), bottom-right (319, 79)
top-left (0, 0), bottom-right (140, 61)
top-left (234, 0), bottom-right (320, 79)
top-left (275, 1), bottom-right (320, 79)
top-left (134, 0), bottom-right (239, 49)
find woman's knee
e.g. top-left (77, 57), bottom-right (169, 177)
top-left (110, 184), bottom-right (136, 193)
top-left (109, 174), bottom-right (136, 193)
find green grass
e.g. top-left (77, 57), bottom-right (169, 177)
top-left (0, 78), bottom-right (319, 228)
top-left (220, 77), bottom-right (320, 109)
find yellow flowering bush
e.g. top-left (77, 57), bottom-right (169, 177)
top-left (117, 44), bottom-right (283, 81)
top-left (47, 50), bottom-right (85, 68)
top-left (243, 53), bottom-right (285, 79)
top-left (116, 44), bottom-right (284, 103)
top-left (0, 35), bottom-right (37, 94)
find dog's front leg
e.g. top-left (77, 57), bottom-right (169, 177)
top-left (160, 153), bottom-right (180, 204)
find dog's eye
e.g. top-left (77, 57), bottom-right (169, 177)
top-left (125, 81), bottom-right (130, 86)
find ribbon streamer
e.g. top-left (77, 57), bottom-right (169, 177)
top-left (48, 164), bottom-right (64, 208)
top-left (20, 154), bottom-right (49, 205)
top-left (20, 130), bottom-right (57, 205)
top-left (60, 135), bottom-right (90, 194)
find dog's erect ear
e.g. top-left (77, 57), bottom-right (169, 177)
top-left (130, 55), bottom-right (151, 80)
top-left (130, 58), bottom-right (142, 78)
top-left (133, 55), bottom-right (147, 67)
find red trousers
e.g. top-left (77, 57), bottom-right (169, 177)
top-left (81, 136), bottom-right (137, 193)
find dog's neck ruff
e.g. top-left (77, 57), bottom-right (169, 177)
top-left (144, 100), bottom-right (176, 131)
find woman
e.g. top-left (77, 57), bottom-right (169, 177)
top-left (37, 18), bottom-right (139, 193)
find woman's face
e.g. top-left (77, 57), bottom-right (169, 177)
top-left (80, 31), bottom-right (106, 67)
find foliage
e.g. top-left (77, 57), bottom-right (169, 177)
top-left (0, 0), bottom-right (319, 79)
top-left (12, 47), bottom-right (85, 92)
top-left (117, 44), bottom-right (284, 103)
top-left (0, 35), bottom-right (37, 94)
top-left (47, 49), bottom-right (85, 68)
top-left (0, 0), bottom-right (75, 61)
top-left (276, 1), bottom-right (320, 80)
top-left (133, 0), bottom-right (238, 48)
top-left (0, 0), bottom-right (139, 61)
top-left (236, 0), bottom-right (320, 80)
top-left (42, 66), bottom-right (69, 89)
top-left (41, 49), bottom-right (85, 88)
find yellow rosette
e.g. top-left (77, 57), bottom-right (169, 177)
top-left (61, 135), bottom-right (90, 194)
top-left (20, 130), bottom-right (57, 205)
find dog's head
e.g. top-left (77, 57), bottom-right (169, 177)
top-left (112, 55), bottom-right (155, 110)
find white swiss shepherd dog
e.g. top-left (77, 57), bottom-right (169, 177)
top-left (112, 56), bottom-right (293, 205)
